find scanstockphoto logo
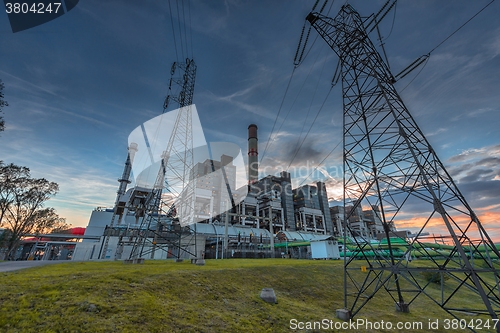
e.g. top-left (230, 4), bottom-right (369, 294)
top-left (3, 0), bottom-right (79, 33)
top-left (128, 104), bottom-right (248, 227)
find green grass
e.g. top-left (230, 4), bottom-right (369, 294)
top-left (0, 259), bottom-right (496, 332)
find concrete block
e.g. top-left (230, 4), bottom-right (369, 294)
top-left (395, 302), bottom-right (410, 313)
top-left (260, 288), bottom-right (277, 303)
top-left (336, 308), bottom-right (351, 321)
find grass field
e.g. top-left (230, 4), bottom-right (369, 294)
top-left (0, 259), bottom-right (496, 332)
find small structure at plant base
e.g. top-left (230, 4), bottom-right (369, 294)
top-left (336, 309), bottom-right (351, 321)
top-left (260, 288), bottom-right (277, 304)
top-left (196, 250), bottom-right (206, 265)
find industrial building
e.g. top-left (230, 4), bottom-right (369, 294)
top-left (330, 204), bottom-right (391, 240)
top-left (72, 122), bottom-right (395, 261)
top-left (67, 55), bottom-right (399, 261)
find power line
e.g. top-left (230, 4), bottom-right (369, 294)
top-left (259, 67), bottom-right (296, 164)
top-left (177, 0), bottom-right (185, 60)
top-left (286, 86), bottom-right (333, 171)
top-left (382, 0), bottom-right (397, 41)
top-left (399, 56), bottom-right (429, 93)
top-left (168, 0), bottom-right (179, 61)
top-left (428, 0), bottom-right (495, 55)
top-left (260, 46), bottom-right (328, 165)
top-left (292, 0), bottom-right (491, 185)
top-left (395, 0), bottom-right (495, 81)
top-left (271, 47), bottom-right (326, 158)
top-left (365, 0), bottom-right (397, 34)
top-left (188, 0), bottom-right (194, 58)
top-left (294, 0), bottom-right (334, 68)
top-left (292, 50), bottom-right (330, 161)
top-left (295, 0), bottom-right (336, 69)
top-left (181, 0), bottom-right (189, 57)
top-left (264, 1), bottom-right (335, 163)
top-left (298, 139), bottom-right (341, 187)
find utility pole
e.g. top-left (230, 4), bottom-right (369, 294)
top-left (224, 201), bottom-right (229, 259)
top-left (269, 206), bottom-right (274, 258)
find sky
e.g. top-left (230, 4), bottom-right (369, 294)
top-left (0, 0), bottom-right (499, 239)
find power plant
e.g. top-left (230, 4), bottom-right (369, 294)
top-left (10, 1), bottom-right (500, 330)
top-left (73, 118), bottom-right (346, 261)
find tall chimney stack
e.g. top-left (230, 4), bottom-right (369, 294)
top-left (114, 142), bottom-right (138, 218)
top-left (248, 124), bottom-right (258, 185)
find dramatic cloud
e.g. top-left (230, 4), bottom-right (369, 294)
top-left (445, 144), bottom-right (500, 210)
top-left (387, 144), bottom-right (500, 240)
top-left (1, 1), bottom-right (499, 231)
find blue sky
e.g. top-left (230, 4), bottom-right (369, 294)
top-left (0, 0), bottom-right (499, 238)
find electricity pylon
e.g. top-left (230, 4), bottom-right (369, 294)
top-left (162, 59), bottom-right (197, 228)
top-left (306, 4), bottom-right (500, 331)
top-left (129, 58), bottom-right (198, 260)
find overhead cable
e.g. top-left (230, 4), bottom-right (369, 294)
top-left (429, 0), bottom-right (495, 55)
top-left (286, 86), bottom-right (333, 171)
top-left (298, 139), bottom-right (341, 187)
top-left (382, 0), bottom-right (397, 41)
top-left (175, 0), bottom-right (185, 60)
top-left (365, 0), bottom-right (397, 34)
top-left (259, 67), bottom-right (296, 164)
top-left (168, 0), bottom-right (179, 61)
top-left (399, 56), bottom-right (429, 93)
top-left (188, 0), bottom-right (194, 58)
top-left (291, 50), bottom-right (330, 163)
top-left (272, 47), bottom-right (326, 158)
top-left (181, 0), bottom-right (189, 57)
top-left (395, 0), bottom-right (495, 81)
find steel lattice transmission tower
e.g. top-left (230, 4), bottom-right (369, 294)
top-left (306, 4), bottom-right (500, 330)
top-left (162, 58), bottom-right (197, 228)
top-left (129, 58), bottom-right (198, 259)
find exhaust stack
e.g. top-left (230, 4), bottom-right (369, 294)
top-left (248, 124), bottom-right (258, 185)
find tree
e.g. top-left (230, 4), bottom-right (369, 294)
top-left (0, 163), bottom-right (66, 259)
top-left (31, 207), bottom-right (68, 234)
top-left (0, 79), bottom-right (7, 133)
top-left (0, 163), bottom-right (30, 224)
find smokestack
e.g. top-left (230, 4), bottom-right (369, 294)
top-left (128, 142), bottom-right (138, 165)
top-left (114, 142), bottom-right (138, 216)
top-left (248, 124), bottom-right (258, 185)
top-left (116, 142), bottom-right (138, 199)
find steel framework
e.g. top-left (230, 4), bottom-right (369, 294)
top-left (100, 145), bottom-right (135, 259)
top-left (306, 5), bottom-right (500, 331)
top-left (128, 58), bottom-right (198, 260)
